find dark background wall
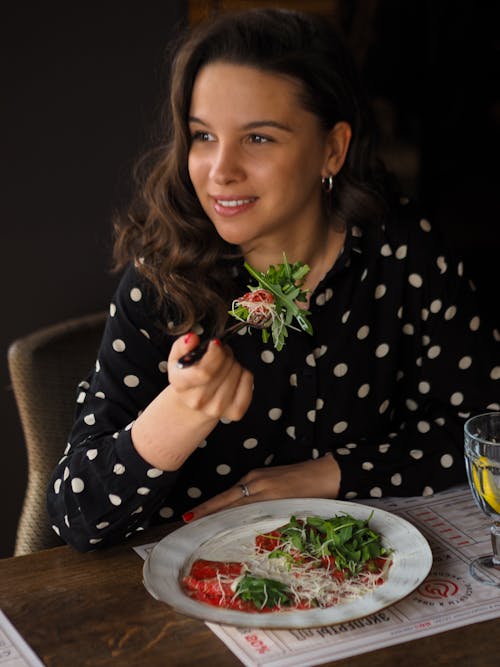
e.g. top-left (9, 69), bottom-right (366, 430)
top-left (1, 1), bottom-right (188, 557)
top-left (1, 0), bottom-right (498, 557)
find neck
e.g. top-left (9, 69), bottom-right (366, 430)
top-left (302, 225), bottom-right (346, 294)
top-left (243, 224), bottom-right (346, 295)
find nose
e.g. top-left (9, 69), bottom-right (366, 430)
top-left (210, 143), bottom-right (245, 185)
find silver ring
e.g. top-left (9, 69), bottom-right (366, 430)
top-left (238, 483), bottom-right (250, 498)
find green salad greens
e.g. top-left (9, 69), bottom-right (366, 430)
top-left (235, 575), bottom-right (292, 610)
top-left (278, 514), bottom-right (392, 576)
top-left (229, 254), bottom-right (313, 351)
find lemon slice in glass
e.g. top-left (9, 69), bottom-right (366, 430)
top-left (472, 456), bottom-right (500, 514)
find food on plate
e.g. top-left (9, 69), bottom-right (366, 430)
top-left (182, 513), bottom-right (393, 612)
top-left (229, 255), bottom-right (313, 351)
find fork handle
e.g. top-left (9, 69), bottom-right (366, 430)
top-left (176, 321), bottom-right (247, 369)
top-left (176, 339), bottom-right (211, 368)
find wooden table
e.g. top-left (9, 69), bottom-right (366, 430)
top-left (0, 523), bottom-right (498, 667)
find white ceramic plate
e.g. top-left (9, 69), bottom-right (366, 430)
top-left (143, 499), bottom-right (432, 628)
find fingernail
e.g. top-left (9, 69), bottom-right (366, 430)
top-left (182, 511), bottom-right (195, 522)
top-left (212, 338), bottom-right (221, 346)
top-left (184, 333), bottom-right (193, 344)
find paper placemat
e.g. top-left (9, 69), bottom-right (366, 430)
top-left (137, 485), bottom-right (500, 666)
top-left (0, 610), bottom-right (45, 667)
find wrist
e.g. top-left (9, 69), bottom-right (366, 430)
top-left (166, 385), bottom-right (221, 428)
top-left (322, 452), bottom-right (341, 497)
top-left (131, 385), bottom-right (218, 470)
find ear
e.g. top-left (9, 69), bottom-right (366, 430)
top-left (321, 121), bottom-right (352, 178)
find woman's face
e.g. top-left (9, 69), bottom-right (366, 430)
top-left (188, 62), bottom-right (335, 255)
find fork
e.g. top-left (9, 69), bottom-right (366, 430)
top-left (176, 320), bottom-right (266, 368)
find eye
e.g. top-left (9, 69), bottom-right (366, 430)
top-left (248, 134), bottom-right (271, 144)
top-left (191, 131), bottom-right (215, 142)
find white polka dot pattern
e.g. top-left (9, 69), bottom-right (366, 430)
top-left (147, 468), bottom-right (163, 478)
top-left (112, 339), bottom-right (126, 352)
top-left (357, 325), bottom-right (369, 340)
top-left (408, 273), bottom-right (423, 288)
top-left (333, 363), bottom-right (348, 377)
top-left (333, 421), bottom-right (348, 434)
top-left (46, 215), bottom-right (499, 550)
top-left (130, 287), bottom-right (142, 302)
top-left (261, 350), bottom-right (274, 364)
top-left (375, 343), bottom-right (389, 358)
top-left (124, 375), bottom-right (140, 387)
top-left (159, 507), bottom-right (173, 519)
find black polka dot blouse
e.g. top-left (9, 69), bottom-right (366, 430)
top-left (47, 203), bottom-right (500, 551)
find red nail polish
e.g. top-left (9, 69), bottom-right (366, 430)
top-left (212, 338), bottom-right (221, 346)
top-left (184, 333), bottom-right (193, 344)
top-left (182, 511), bottom-right (194, 522)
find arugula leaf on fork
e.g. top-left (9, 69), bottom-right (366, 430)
top-left (229, 254), bottom-right (313, 351)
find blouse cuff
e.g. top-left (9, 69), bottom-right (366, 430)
top-left (114, 429), bottom-right (181, 486)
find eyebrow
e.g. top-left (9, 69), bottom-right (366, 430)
top-left (188, 116), bottom-right (293, 132)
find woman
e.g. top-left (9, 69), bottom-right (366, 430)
top-left (47, 8), bottom-right (499, 551)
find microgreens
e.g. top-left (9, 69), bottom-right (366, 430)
top-left (290, 514), bottom-right (392, 576)
top-left (235, 575), bottom-right (293, 609)
top-left (235, 513), bottom-right (392, 610)
top-left (229, 254), bottom-right (313, 351)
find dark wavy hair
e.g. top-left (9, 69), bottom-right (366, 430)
top-left (114, 8), bottom-right (394, 336)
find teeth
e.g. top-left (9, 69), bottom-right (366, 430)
top-left (217, 198), bottom-right (254, 207)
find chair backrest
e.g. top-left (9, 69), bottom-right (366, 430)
top-left (8, 312), bottom-right (107, 555)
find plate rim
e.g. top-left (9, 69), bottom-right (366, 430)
top-left (143, 498), bottom-right (433, 628)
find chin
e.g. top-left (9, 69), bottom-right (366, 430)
top-left (212, 226), bottom-right (254, 248)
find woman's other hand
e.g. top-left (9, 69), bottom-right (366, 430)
top-left (184, 453), bottom-right (341, 522)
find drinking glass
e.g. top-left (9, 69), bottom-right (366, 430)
top-left (464, 412), bottom-right (500, 586)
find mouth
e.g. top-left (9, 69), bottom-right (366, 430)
top-left (213, 197), bottom-right (257, 207)
top-left (211, 196), bottom-right (258, 217)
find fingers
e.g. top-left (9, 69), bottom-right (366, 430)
top-left (167, 334), bottom-right (254, 421)
top-left (210, 364), bottom-right (254, 421)
top-left (168, 334), bottom-right (226, 387)
top-left (186, 482), bottom-right (255, 521)
top-left (185, 456), bottom-right (341, 522)
top-left (229, 368), bottom-right (254, 420)
top-left (186, 472), bottom-right (272, 521)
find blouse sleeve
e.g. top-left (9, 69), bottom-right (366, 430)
top-left (47, 265), bottom-right (179, 551)
top-left (338, 220), bottom-right (499, 500)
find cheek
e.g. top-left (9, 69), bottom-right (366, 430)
top-left (255, 154), bottom-right (296, 192)
top-left (273, 151), bottom-right (318, 193)
top-left (187, 153), bottom-right (198, 187)
top-left (187, 152), bottom-right (206, 193)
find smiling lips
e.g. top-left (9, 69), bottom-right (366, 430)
top-left (212, 196), bottom-right (258, 217)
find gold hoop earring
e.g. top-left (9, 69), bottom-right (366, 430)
top-left (322, 175), bottom-right (334, 193)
